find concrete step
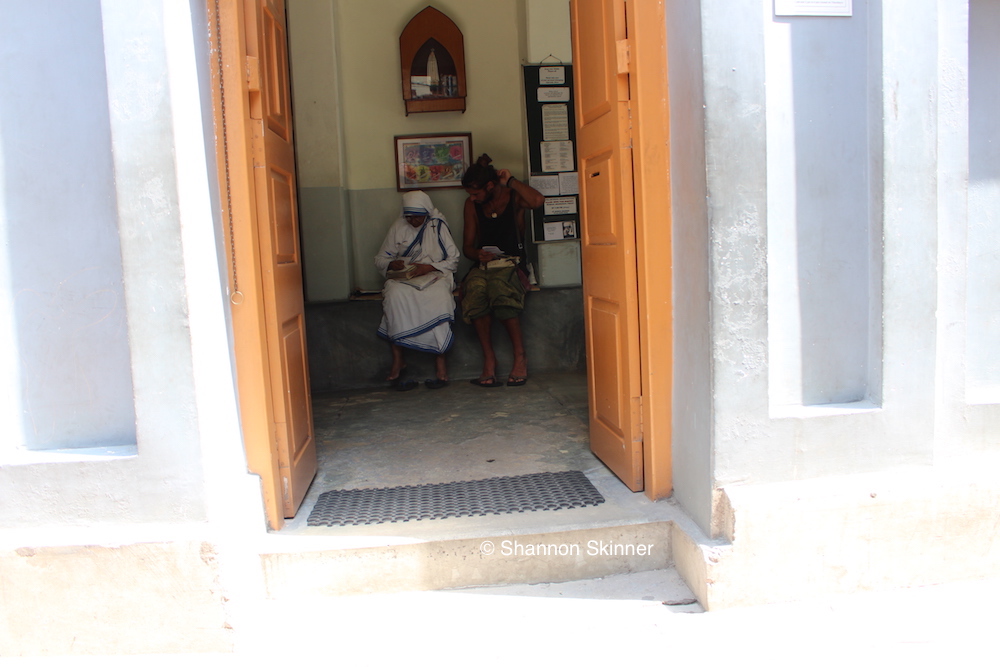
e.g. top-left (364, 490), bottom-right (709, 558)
top-left (455, 567), bottom-right (703, 607)
top-left (260, 520), bottom-right (676, 598)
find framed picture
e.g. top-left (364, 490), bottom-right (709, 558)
top-left (395, 133), bottom-right (472, 190)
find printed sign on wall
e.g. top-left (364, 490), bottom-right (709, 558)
top-left (775, 0), bottom-right (852, 16)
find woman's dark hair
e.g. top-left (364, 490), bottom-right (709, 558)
top-left (462, 153), bottom-right (499, 189)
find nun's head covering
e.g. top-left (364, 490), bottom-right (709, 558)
top-left (402, 190), bottom-right (436, 218)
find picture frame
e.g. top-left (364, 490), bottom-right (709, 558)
top-left (395, 133), bottom-right (472, 191)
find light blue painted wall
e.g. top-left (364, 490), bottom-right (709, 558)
top-left (765, 2), bottom-right (882, 408)
top-left (967, 0), bottom-right (1000, 401)
top-left (0, 1), bottom-right (136, 451)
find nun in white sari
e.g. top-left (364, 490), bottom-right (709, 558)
top-left (375, 191), bottom-right (460, 389)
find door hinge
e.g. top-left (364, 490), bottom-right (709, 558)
top-left (632, 394), bottom-right (644, 444)
top-left (616, 39), bottom-right (630, 75)
top-left (246, 55), bottom-right (262, 120)
top-left (246, 55), bottom-right (260, 92)
top-left (251, 120), bottom-right (265, 167)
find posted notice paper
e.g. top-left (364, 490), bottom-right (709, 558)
top-left (542, 104), bottom-right (570, 141)
top-left (529, 175), bottom-right (561, 197)
top-left (544, 196), bottom-right (577, 216)
top-left (540, 141), bottom-right (574, 172)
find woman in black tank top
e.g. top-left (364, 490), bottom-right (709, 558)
top-left (461, 154), bottom-right (544, 387)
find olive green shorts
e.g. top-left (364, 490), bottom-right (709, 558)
top-left (461, 264), bottom-right (526, 322)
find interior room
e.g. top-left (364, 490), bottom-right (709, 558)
top-left (280, 1), bottom-right (650, 531)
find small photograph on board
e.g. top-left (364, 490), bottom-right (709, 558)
top-left (544, 219), bottom-right (577, 241)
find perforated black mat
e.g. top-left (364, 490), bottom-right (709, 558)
top-left (307, 470), bottom-right (605, 527)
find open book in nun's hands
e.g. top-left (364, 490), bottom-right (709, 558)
top-left (386, 263), bottom-right (418, 280)
top-left (390, 268), bottom-right (442, 291)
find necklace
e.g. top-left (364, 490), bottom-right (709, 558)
top-left (485, 191), bottom-right (505, 219)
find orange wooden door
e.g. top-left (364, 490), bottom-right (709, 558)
top-left (571, 0), bottom-right (644, 490)
top-left (245, 0), bottom-right (316, 518)
top-left (211, 0), bottom-right (316, 526)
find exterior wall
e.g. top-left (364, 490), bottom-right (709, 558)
top-left (0, 1), bottom-right (136, 453)
top-left (765, 3), bottom-right (883, 409)
top-left (667, 0), bottom-right (713, 532)
top-left (1, 0), bottom-right (265, 654)
top-left (695, 0), bottom-right (976, 507)
top-left (960, 0), bottom-right (1000, 433)
top-left (667, 0), bottom-right (1000, 605)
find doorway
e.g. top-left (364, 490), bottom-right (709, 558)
top-left (211, 0), bottom-right (672, 531)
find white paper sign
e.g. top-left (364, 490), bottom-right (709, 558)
top-left (544, 196), bottom-right (578, 216)
top-left (529, 174), bottom-right (561, 197)
top-left (537, 87), bottom-right (571, 102)
top-left (559, 171), bottom-right (579, 195)
top-left (775, 0), bottom-right (852, 16)
top-left (542, 104), bottom-right (570, 141)
top-left (540, 141), bottom-right (575, 173)
top-left (539, 66), bottom-right (566, 85)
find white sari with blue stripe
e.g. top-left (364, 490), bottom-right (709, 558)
top-left (375, 194), bottom-right (460, 355)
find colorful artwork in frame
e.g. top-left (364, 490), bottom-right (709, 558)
top-left (395, 133), bottom-right (472, 190)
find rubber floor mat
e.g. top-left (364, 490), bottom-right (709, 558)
top-left (306, 470), bottom-right (605, 527)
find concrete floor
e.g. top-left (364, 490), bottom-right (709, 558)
top-left (279, 370), bottom-right (685, 542)
top-left (260, 371), bottom-right (701, 601)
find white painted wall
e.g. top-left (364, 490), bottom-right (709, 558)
top-left (966, 0), bottom-right (1000, 402)
top-left (667, 0), bottom-right (713, 532)
top-left (673, 0), bottom-right (998, 535)
top-left (0, 1), bottom-right (136, 452)
top-left (765, 2), bottom-right (880, 409)
top-left (935, 0), bottom-right (1000, 454)
top-left (0, 0), bottom-right (254, 531)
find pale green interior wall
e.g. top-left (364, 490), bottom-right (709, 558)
top-left (341, 0), bottom-right (527, 292)
top-left (287, 1), bottom-right (353, 301)
top-left (288, 0), bottom-right (577, 299)
top-left (526, 0), bottom-right (572, 63)
top-left (339, 0), bottom-right (525, 190)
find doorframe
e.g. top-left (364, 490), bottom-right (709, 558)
top-left (627, 0), bottom-right (672, 499)
top-left (209, 0), bottom-right (673, 525)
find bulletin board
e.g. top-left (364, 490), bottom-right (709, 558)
top-left (522, 64), bottom-right (579, 244)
